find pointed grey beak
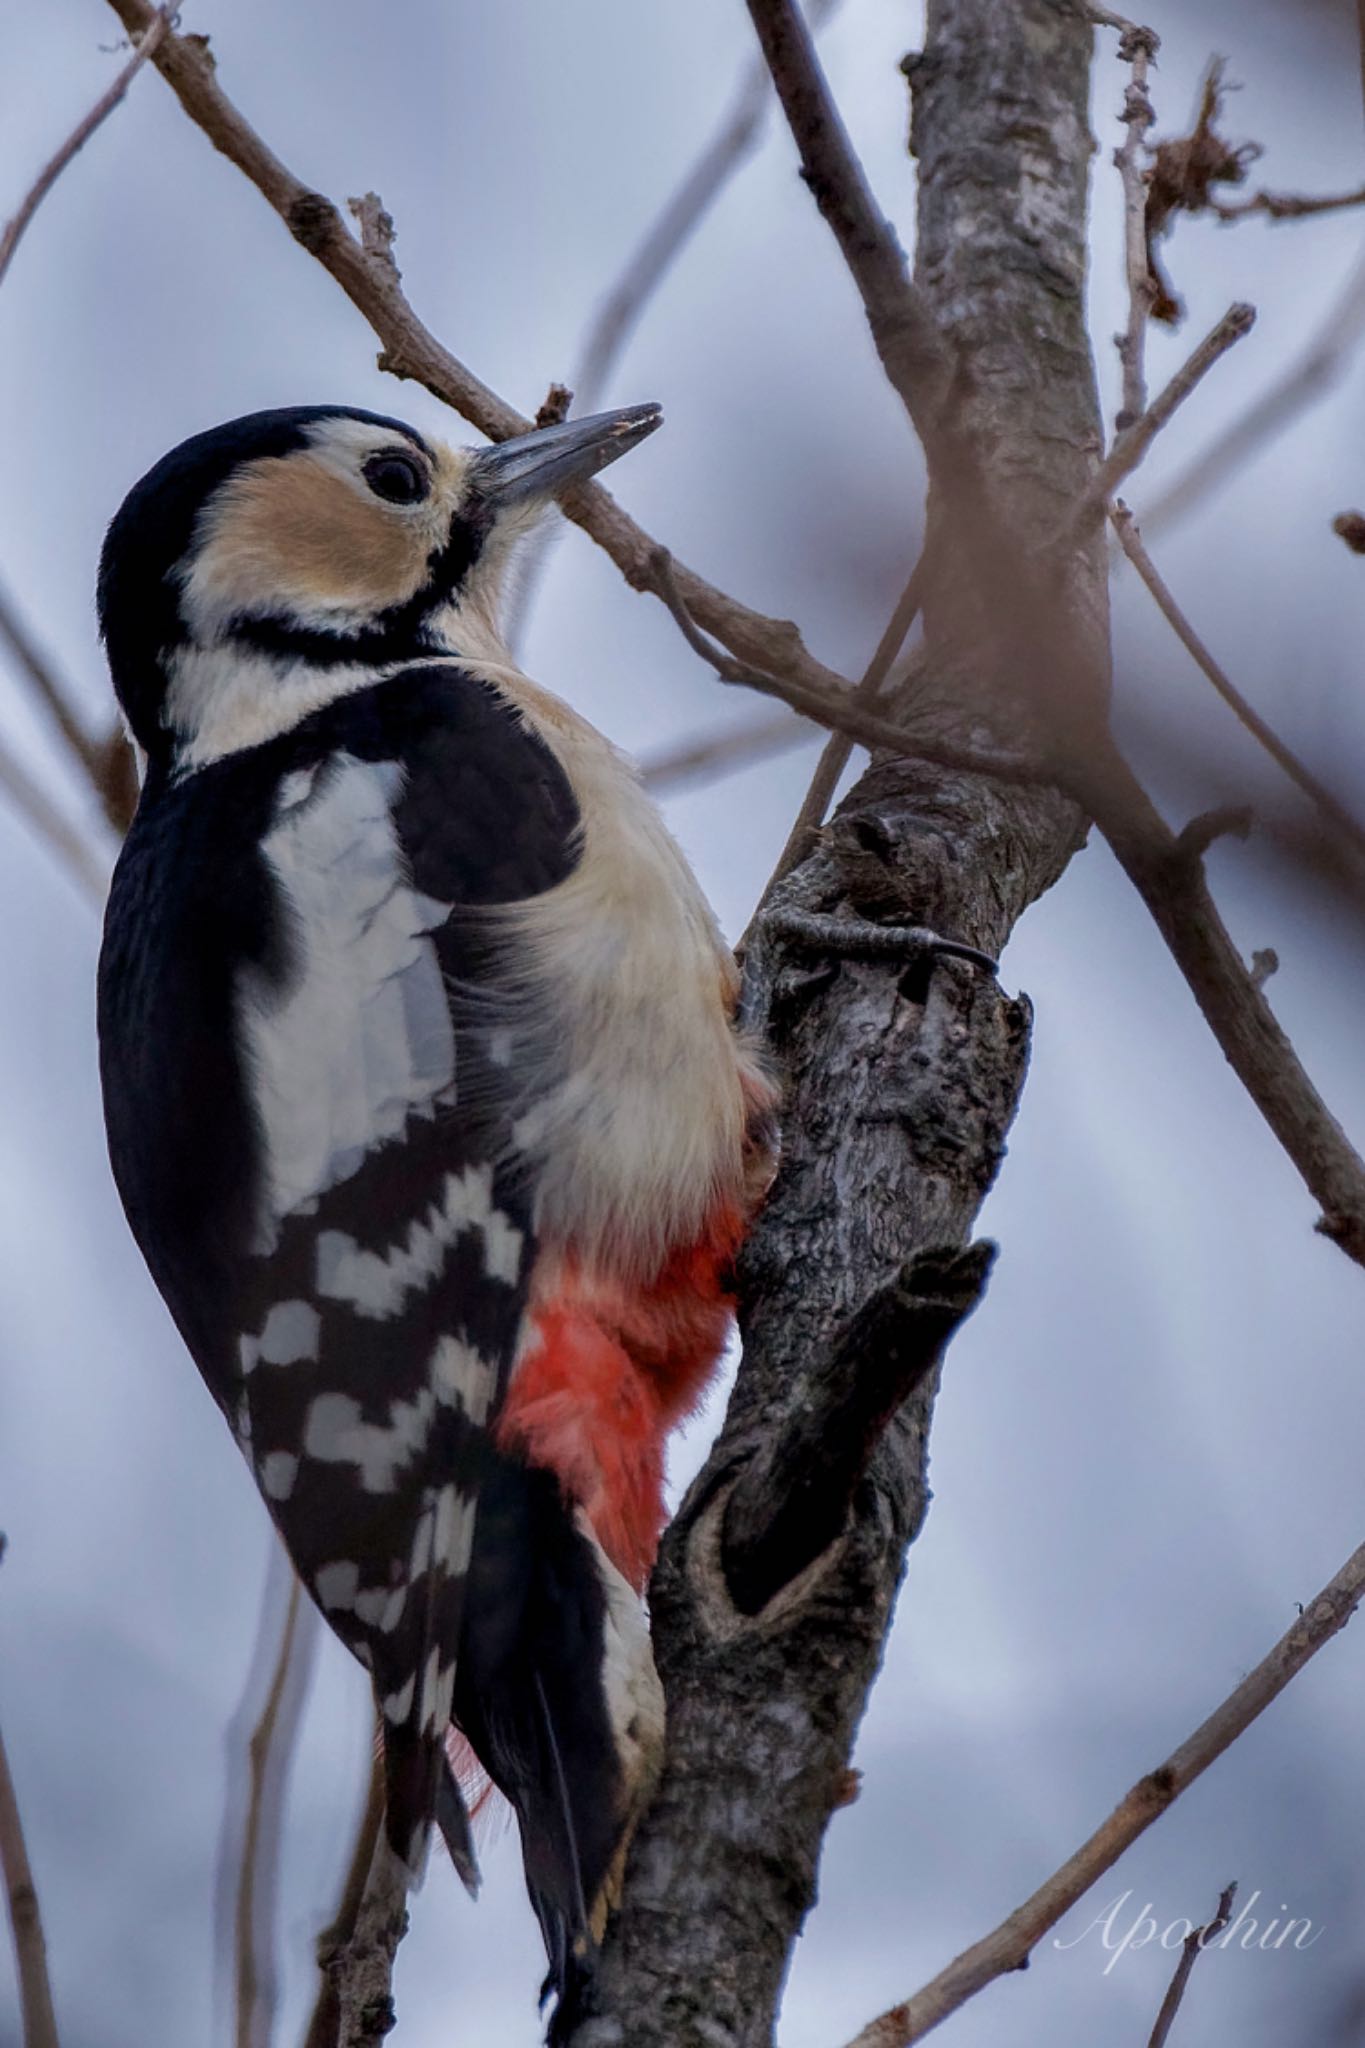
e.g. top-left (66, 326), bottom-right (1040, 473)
top-left (473, 403), bottom-right (663, 506)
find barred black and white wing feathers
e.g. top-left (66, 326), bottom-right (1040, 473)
top-left (98, 666), bottom-right (578, 1879)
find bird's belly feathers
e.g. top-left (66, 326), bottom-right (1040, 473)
top-left (482, 667), bottom-right (772, 1285)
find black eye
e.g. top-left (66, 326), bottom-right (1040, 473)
top-left (362, 450), bottom-right (429, 505)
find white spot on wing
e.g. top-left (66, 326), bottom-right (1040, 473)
top-left (354, 1584), bottom-right (404, 1630)
top-left (316, 1560), bottom-right (361, 1612)
top-left (261, 1299), bottom-right (321, 1365)
top-left (302, 1387), bottom-right (437, 1493)
top-left (238, 755), bottom-right (456, 1250)
top-left (431, 1334), bottom-right (493, 1425)
top-left (259, 1450), bottom-right (299, 1500)
top-left (315, 1164), bottom-right (523, 1315)
top-left (382, 1673), bottom-right (416, 1725)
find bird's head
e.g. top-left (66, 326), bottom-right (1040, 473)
top-left (97, 401), bottom-right (662, 769)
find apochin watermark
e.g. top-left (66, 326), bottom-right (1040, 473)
top-left (1054, 1890), bottom-right (1323, 1975)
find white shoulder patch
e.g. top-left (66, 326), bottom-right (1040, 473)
top-left (239, 753), bottom-right (455, 1250)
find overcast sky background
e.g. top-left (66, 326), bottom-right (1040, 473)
top-left (2, 3), bottom-right (1364, 2045)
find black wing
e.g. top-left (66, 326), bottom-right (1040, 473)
top-left (98, 663), bottom-right (579, 1872)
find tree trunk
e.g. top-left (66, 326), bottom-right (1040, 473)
top-left (573, 4), bottom-right (1107, 2041)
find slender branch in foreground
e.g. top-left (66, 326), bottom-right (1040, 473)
top-left (0, 737), bottom-right (109, 904)
top-left (1068, 302), bottom-right (1255, 540)
top-left (1141, 246), bottom-right (1365, 537)
top-left (0, 1702), bottom-right (61, 2048)
top-left (101, 0), bottom-right (860, 716)
top-left (723, 1243), bottom-right (994, 1614)
top-left (1215, 185), bottom-right (1365, 224)
top-left (0, 5), bottom-right (173, 291)
top-left (303, 1737), bottom-right (386, 2048)
top-left (840, 1542), bottom-right (1365, 2048)
top-left (639, 709), bottom-right (815, 792)
top-left (0, 588), bottom-right (102, 789)
top-left (233, 1575), bottom-right (318, 2048)
top-left (1107, 18), bottom-right (1161, 428)
top-left (0, 1538), bottom-right (59, 2048)
top-left (574, 0), bottom-right (842, 416)
top-left (1087, 741), bottom-right (1365, 1266)
top-left (503, 0), bottom-right (846, 650)
top-left (0, 586), bottom-right (136, 835)
top-left (312, 1828), bottom-right (408, 2048)
top-left (648, 547), bottom-right (1050, 789)
top-left (1146, 1880), bottom-right (1237, 2048)
top-left (743, 0), bottom-right (949, 432)
top-left (758, 552), bottom-right (929, 909)
top-left (1110, 501), bottom-right (1365, 870)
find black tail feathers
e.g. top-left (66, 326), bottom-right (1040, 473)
top-left (455, 1458), bottom-right (634, 2041)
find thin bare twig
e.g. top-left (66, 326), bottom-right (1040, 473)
top-left (1110, 501), bottom-right (1365, 869)
top-left (0, 1703), bottom-right (61, 2048)
top-left (1146, 1880), bottom-right (1238, 2048)
top-left (304, 1738), bottom-right (386, 2048)
top-left (101, 0), bottom-right (868, 721)
top-left (743, 0), bottom-right (948, 433)
top-left (574, 0), bottom-right (842, 421)
top-left (1089, 742), bottom-right (1365, 1264)
top-left (755, 552), bottom-right (929, 912)
top-left (233, 1576), bottom-right (317, 2048)
top-left (0, 738), bottom-right (109, 903)
top-left (648, 547), bottom-right (1048, 788)
top-left (0, 1538), bottom-right (59, 2048)
top-left (1142, 246), bottom-right (1365, 536)
top-left (505, 0), bottom-right (845, 649)
top-left (840, 1542), bottom-right (1365, 2048)
top-left (0, 6), bottom-right (173, 291)
top-left (0, 587), bottom-right (136, 835)
top-left (639, 709), bottom-right (814, 792)
top-left (314, 1830), bottom-right (408, 2048)
top-left (1070, 302), bottom-right (1255, 539)
top-left (0, 588), bottom-right (103, 790)
top-left (1215, 185), bottom-right (1365, 224)
top-left (1108, 20), bottom-right (1161, 428)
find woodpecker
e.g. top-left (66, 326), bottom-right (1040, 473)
top-left (95, 401), bottom-right (777, 2032)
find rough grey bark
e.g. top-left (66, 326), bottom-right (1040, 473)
top-left (571, 4), bottom-right (1105, 2045)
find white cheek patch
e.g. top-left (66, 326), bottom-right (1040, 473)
top-left (168, 646), bottom-right (394, 770)
top-left (238, 754), bottom-right (456, 1251)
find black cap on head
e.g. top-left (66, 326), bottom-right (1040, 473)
top-left (98, 406), bottom-right (427, 752)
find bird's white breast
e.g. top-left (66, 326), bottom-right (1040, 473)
top-left (467, 662), bottom-right (761, 1278)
